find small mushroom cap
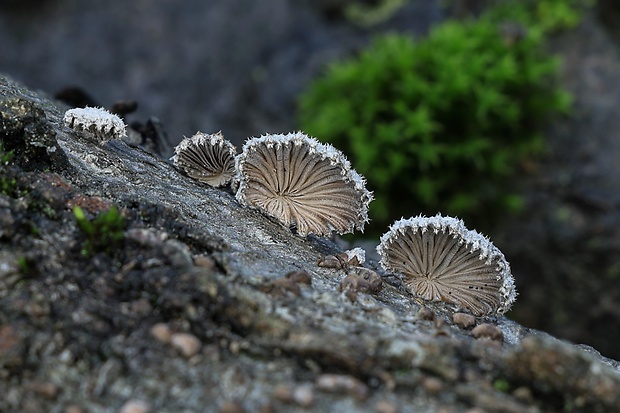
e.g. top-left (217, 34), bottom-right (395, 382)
top-left (235, 132), bottom-right (373, 237)
top-left (377, 214), bottom-right (517, 316)
top-left (63, 106), bottom-right (127, 142)
top-left (171, 131), bottom-right (236, 187)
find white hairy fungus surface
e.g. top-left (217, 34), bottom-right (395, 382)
top-left (235, 132), bottom-right (373, 237)
top-left (377, 214), bottom-right (517, 316)
top-left (63, 106), bottom-right (127, 143)
top-left (171, 131), bottom-right (236, 187)
top-left (344, 247), bottom-right (366, 265)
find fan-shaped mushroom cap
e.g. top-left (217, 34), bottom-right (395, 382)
top-left (63, 106), bottom-right (127, 143)
top-left (235, 132), bottom-right (373, 237)
top-left (171, 131), bottom-right (236, 187)
top-left (377, 214), bottom-right (517, 316)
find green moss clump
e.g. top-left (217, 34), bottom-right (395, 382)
top-left (298, 7), bottom-right (574, 234)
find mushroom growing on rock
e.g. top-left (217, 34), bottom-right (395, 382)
top-left (377, 214), bottom-right (517, 316)
top-left (171, 131), bottom-right (236, 187)
top-left (235, 132), bottom-right (373, 237)
top-left (63, 106), bottom-right (127, 143)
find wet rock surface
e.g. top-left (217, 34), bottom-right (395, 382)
top-left (2, 76), bottom-right (620, 413)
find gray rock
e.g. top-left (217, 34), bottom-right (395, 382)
top-left (1, 75), bottom-right (619, 413)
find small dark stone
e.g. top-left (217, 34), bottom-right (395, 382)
top-left (285, 270), bottom-right (312, 285)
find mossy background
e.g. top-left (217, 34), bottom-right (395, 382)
top-left (298, 0), bottom-right (586, 235)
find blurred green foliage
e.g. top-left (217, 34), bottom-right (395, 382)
top-left (298, 1), bottom-right (583, 234)
top-left (489, 0), bottom-right (595, 33)
top-left (344, 0), bottom-right (407, 27)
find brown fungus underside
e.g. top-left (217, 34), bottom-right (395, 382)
top-left (377, 215), bottom-right (517, 316)
top-left (171, 131), bottom-right (236, 187)
top-left (235, 132), bottom-right (372, 237)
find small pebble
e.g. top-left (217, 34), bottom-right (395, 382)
top-left (339, 273), bottom-right (369, 294)
top-left (30, 381), bottom-right (59, 400)
top-left (375, 400), bottom-right (398, 413)
top-left (452, 313), bottom-right (476, 329)
top-left (422, 377), bottom-right (443, 395)
top-left (170, 332), bottom-right (202, 358)
top-left (363, 270), bottom-right (383, 293)
top-left (318, 254), bottom-right (345, 269)
top-left (65, 405), bottom-right (87, 413)
top-left (263, 278), bottom-right (301, 296)
top-left (346, 267), bottom-right (383, 293)
top-left (285, 270), bottom-right (312, 285)
top-left (130, 298), bottom-right (152, 317)
top-left (219, 400), bottom-right (246, 413)
top-left (258, 402), bottom-right (274, 413)
top-left (150, 323), bottom-right (172, 344)
top-left (471, 323), bottom-right (503, 341)
top-left (512, 386), bottom-right (533, 402)
top-left (417, 307), bottom-right (434, 321)
top-left (0, 324), bottom-right (20, 352)
top-left (345, 290), bottom-right (358, 302)
top-left (293, 384), bottom-right (314, 407)
top-left (316, 373), bottom-right (368, 400)
top-left (272, 384), bottom-right (294, 402)
top-left (194, 255), bottom-right (216, 271)
top-left (118, 399), bottom-right (151, 413)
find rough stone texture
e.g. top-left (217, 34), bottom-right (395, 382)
top-left (4, 0), bottom-right (619, 360)
top-left (2, 76), bottom-right (620, 413)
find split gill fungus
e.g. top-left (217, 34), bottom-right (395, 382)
top-left (171, 131), bottom-right (236, 187)
top-left (234, 132), bottom-right (373, 237)
top-left (377, 214), bottom-right (517, 316)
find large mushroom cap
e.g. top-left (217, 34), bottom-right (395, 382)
top-left (171, 131), bottom-right (236, 187)
top-left (377, 214), bottom-right (517, 316)
top-left (235, 132), bottom-right (373, 237)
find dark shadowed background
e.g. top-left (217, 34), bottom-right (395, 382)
top-left (0, 0), bottom-right (442, 147)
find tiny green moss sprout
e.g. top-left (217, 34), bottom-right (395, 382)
top-left (0, 143), bottom-right (16, 196)
top-left (18, 256), bottom-right (37, 276)
top-left (493, 378), bottom-right (511, 393)
top-left (1, 176), bottom-right (17, 197)
top-left (73, 205), bottom-right (125, 257)
top-left (0, 142), bottom-right (15, 165)
top-left (25, 220), bottom-right (40, 237)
